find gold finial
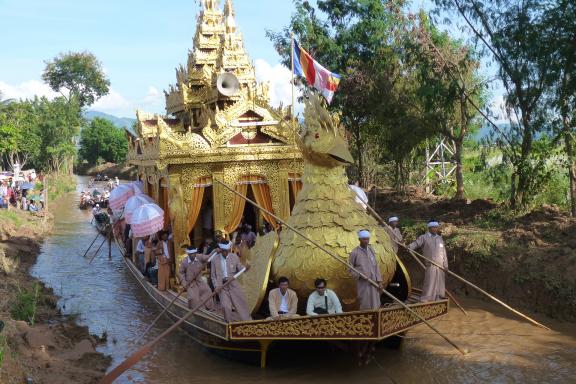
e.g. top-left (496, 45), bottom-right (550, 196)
top-left (224, 0), bottom-right (235, 16)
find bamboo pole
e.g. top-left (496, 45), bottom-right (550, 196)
top-left (363, 203), bottom-right (549, 330)
top-left (215, 180), bottom-right (468, 356)
top-left (81, 232), bottom-right (101, 258)
top-left (88, 237), bottom-right (108, 264)
top-left (364, 205), bottom-right (468, 315)
top-left (100, 269), bottom-right (248, 384)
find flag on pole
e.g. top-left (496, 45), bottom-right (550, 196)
top-left (292, 40), bottom-right (341, 104)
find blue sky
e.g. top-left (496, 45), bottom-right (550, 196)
top-left (0, 0), bottom-right (505, 121)
top-left (0, 0), bottom-right (296, 117)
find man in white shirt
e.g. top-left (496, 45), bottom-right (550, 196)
top-left (306, 278), bottom-right (343, 316)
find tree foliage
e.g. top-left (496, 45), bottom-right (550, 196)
top-left (42, 51), bottom-right (110, 108)
top-left (79, 117), bottom-right (128, 166)
top-left (268, 1), bottom-right (482, 196)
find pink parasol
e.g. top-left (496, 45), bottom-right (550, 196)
top-left (130, 203), bottom-right (165, 238)
top-left (124, 194), bottom-right (155, 224)
top-left (108, 184), bottom-right (134, 210)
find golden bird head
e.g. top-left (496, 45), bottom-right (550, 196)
top-left (298, 93), bottom-right (354, 167)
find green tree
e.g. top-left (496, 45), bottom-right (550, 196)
top-left (267, 0), bottom-right (406, 185)
top-left (412, 14), bottom-right (485, 200)
top-left (42, 51), bottom-right (110, 174)
top-left (79, 118), bottom-right (128, 166)
top-left (42, 51), bottom-right (110, 108)
top-left (34, 97), bottom-right (82, 172)
top-left (433, 0), bottom-right (556, 207)
top-left (542, 0), bottom-right (576, 216)
top-left (0, 100), bottom-right (41, 171)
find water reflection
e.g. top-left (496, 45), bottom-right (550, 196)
top-left (31, 176), bottom-right (576, 383)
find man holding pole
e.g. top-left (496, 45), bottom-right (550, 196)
top-left (210, 241), bottom-right (252, 322)
top-left (348, 229), bottom-right (383, 310)
top-left (178, 246), bottom-right (214, 310)
top-left (408, 220), bottom-right (448, 302)
top-left (384, 216), bottom-right (403, 253)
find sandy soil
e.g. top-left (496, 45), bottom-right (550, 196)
top-left (0, 210), bottom-right (111, 384)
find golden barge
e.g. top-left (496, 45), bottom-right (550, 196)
top-left (119, 0), bottom-right (449, 367)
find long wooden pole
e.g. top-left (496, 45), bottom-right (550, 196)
top-left (363, 203), bottom-right (549, 330)
top-left (364, 204), bottom-right (468, 316)
top-left (88, 237), bottom-right (108, 264)
top-left (100, 270), bottom-right (247, 384)
top-left (81, 232), bottom-right (101, 258)
top-left (215, 180), bottom-right (468, 356)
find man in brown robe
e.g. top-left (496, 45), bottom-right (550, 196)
top-left (348, 230), bottom-right (383, 310)
top-left (178, 246), bottom-right (214, 310)
top-left (268, 276), bottom-right (298, 319)
top-left (408, 221), bottom-right (448, 302)
top-left (210, 241), bottom-right (252, 322)
top-left (384, 216), bottom-right (403, 254)
top-left (157, 231), bottom-right (171, 291)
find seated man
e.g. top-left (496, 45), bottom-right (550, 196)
top-left (178, 246), bottom-right (213, 310)
top-left (306, 278), bottom-right (343, 316)
top-left (28, 200), bottom-right (39, 212)
top-left (268, 276), bottom-right (298, 319)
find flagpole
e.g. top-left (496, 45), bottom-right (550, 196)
top-left (290, 32), bottom-right (295, 128)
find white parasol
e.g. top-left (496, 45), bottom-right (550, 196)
top-left (124, 194), bottom-right (155, 224)
top-left (108, 184), bottom-right (134, 210)
top-left (131, 180), bottom-right (145, 195)
top-left (130, 203), bottom-right (165, 238)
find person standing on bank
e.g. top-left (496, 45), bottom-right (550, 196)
top-left (384, 216), bottom-right (403, 253)
top-left (210, 241), bottom-right (252, 322)
top-left (268, 276), bottom-right (298, 319)
top-left (178, 246), bottom-right (213, 310)
top-left (348, 230), bottom-right (383, 310)
top-left (306, 278), bottom-right (343, 316)
top-left (408, 220), bottom-right (448, 302)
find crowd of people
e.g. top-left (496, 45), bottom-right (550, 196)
top-left (0, 177), bottom-right (45, 213)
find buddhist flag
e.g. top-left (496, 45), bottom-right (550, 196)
top-left (293, 40), bottom-right (341, 104)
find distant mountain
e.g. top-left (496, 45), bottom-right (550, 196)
top-left (83, 110), bottom-right (136, 129)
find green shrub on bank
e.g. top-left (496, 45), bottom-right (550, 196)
top-left (11, 283), bottom-right (40, 326)
top-left (44, 173), bottom-right (76, 202)
top-left (0, 210), bottom-right (23, 229)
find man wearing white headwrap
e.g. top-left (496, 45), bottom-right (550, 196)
top-left (348, 230), bottom-right (383, 310)
top-left (178, 246), bottom-right (214, 310)
top-left (384, 216), bottom-right (403, 254)
top-left (408, 221), bottom-right (448, 302)
top-left (210, 241), bottom-right (252, 322)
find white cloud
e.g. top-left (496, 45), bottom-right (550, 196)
top-left (254, 58), bottom-right (304, 116)
top-left (0, 79), bottom-right (60, 101)
top-left (91, 88), bottom-right (132, 112)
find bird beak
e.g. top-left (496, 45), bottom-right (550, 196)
top-left (328, 138), bottom-right (354, 164)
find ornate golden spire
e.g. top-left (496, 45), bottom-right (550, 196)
top-left (224, 0), bottom-right (235, 17)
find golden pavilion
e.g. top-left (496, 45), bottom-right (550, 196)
top-left (126, 0), bottom-right (303, 260)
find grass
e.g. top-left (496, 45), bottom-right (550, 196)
top-left (10, 283), bottom-right (40, 326)
top-left (44, 173), bottom-right (76, 202)
top-left (0, 334), bottom-right (6, 369)
top-left (0, 210), bottom-right (23, 229)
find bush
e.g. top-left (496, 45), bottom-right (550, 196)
top-left (11, 283), bottom-right (40, 325)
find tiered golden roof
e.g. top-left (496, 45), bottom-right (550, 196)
top-left (127, 0), bottom-right (303, 259)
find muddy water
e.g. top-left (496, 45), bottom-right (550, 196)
top-left (31, 177), bottom-right (576, 383)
